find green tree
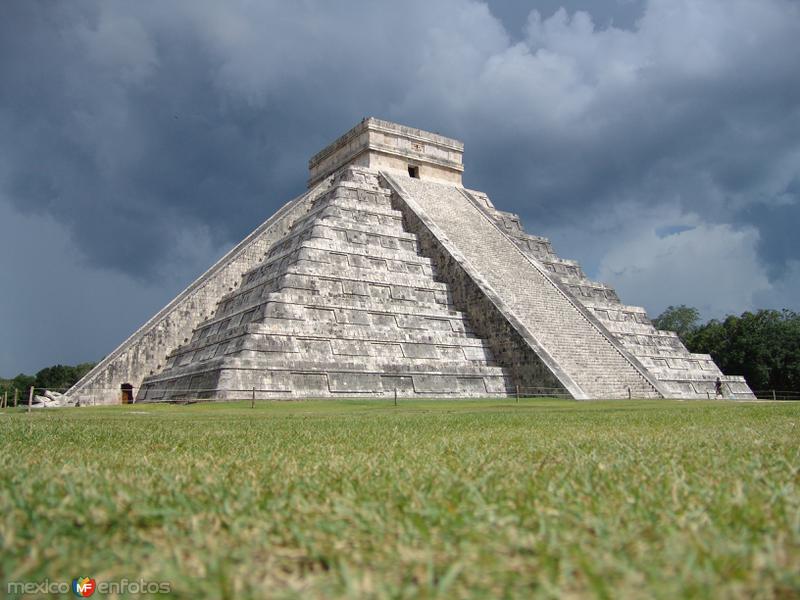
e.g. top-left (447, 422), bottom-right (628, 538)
top-left (33, 362), bottom-right (95, 392)
top-left (0, 373), bottom-right (35, 403)
top-left (652, 305), bottom-right (701, 344)
top-left (1, 362), bottom-right (96, 403)
top-left (652, 306), bottom-right (800, 392)
top-left (688, 309), bottom-right (800, 392)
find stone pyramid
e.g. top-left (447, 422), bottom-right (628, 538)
top-left (67, 118), bottom-right (754, 402)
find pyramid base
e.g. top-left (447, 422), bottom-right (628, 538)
top-left (137, 366), bottom-right (520, 402)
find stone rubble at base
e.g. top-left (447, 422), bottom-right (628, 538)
top-left (65, 118), bottom-right (753, 403)
top-left (26, 390), bottom-right (80, 408)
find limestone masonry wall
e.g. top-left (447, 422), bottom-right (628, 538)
top-left (308, 118), bottom-right (464, 187)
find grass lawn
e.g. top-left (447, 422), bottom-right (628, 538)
top-left (0, 398), bottom-right (798, 599)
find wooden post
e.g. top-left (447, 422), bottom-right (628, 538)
top-left (28, 386), bottom-right (34, 413)
top-left (251, 387), bottom-right (255, 409)
top-left (772, 390), bottom-right (776, 401)
top-left (394, 388), bottom-right (397, 406)
top-left (2, 391), bottom-right (7, 408)
top-left (14, 389), bottom-right (18, 407)
top-left (516, 385), bottom-right (520, 403)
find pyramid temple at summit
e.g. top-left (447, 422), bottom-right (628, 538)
top-left (67, 118), bottom-right (754, 403)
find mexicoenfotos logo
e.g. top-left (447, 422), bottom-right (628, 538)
top-left (72, 576), bottom-right (96, 597)
top-left (6, 577), bottom-right (171, 596)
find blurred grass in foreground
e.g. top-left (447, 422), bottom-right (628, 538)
top-left (0, 399), bottom-right (798, 599)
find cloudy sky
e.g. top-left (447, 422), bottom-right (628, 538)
top-left (2, 0), bottom-right (799, 376)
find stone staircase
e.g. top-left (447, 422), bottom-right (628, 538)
top-left (467, 191), bottom-right (752, 399)
top-left (385, 174), bottom-right (663, 399)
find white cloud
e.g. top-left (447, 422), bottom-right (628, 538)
top-left (597, 218), bottom-right (771, 319)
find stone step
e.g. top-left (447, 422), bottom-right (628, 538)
top-left (221, 355), bottom-right (506, 375)
top-left (250, 320), bottom-right (491, 347)
top-left (140, 368), bottom-right (512, 401)
top-left (270, 222), bottom-right (421, 260)
top-left (182, 311), bottom-right (489, 350)
top-left (286, 261), bottom-right (447, 291)
top-left (167, 344), bottom-right (504, 373)
top-left (307, 192), bottom-right (401, 218)
top-left (203, 290), bottom-right (463, 330)
top-left (293, 213), bottom-right (407, 240)
top-left (237, 237), bottom-right (435, 295)
top-left (276, 214), bottom-right (418, 251)
top-left (616, 333), bottom-right (686, 351)
top-left (587, 321), bottom-right (661, 336)
top-left (210, 268), bottom-right (454, 323)
top-left (175, 317), bottom-right (495, 362)
top-left (257, 289), bottom-right (458, 316)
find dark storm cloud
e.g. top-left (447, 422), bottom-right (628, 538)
top-left (1, 1), bottom-right (323, 279)
top-left (742, 181), bottom-right (800, 280)
top-left (0, 0), bottom-right (503, 278)
top-left (2, 0), bottom-right (800, 374)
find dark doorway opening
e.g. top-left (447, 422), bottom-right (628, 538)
top-left (408, 165), bottom-right (420, 178)
top-left (121, 383), bottom-right (134, 404)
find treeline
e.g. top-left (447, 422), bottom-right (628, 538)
top-left (653, 306), bottom-right (800, 392)
top-left (0, 363), bottom-right (95, 399)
